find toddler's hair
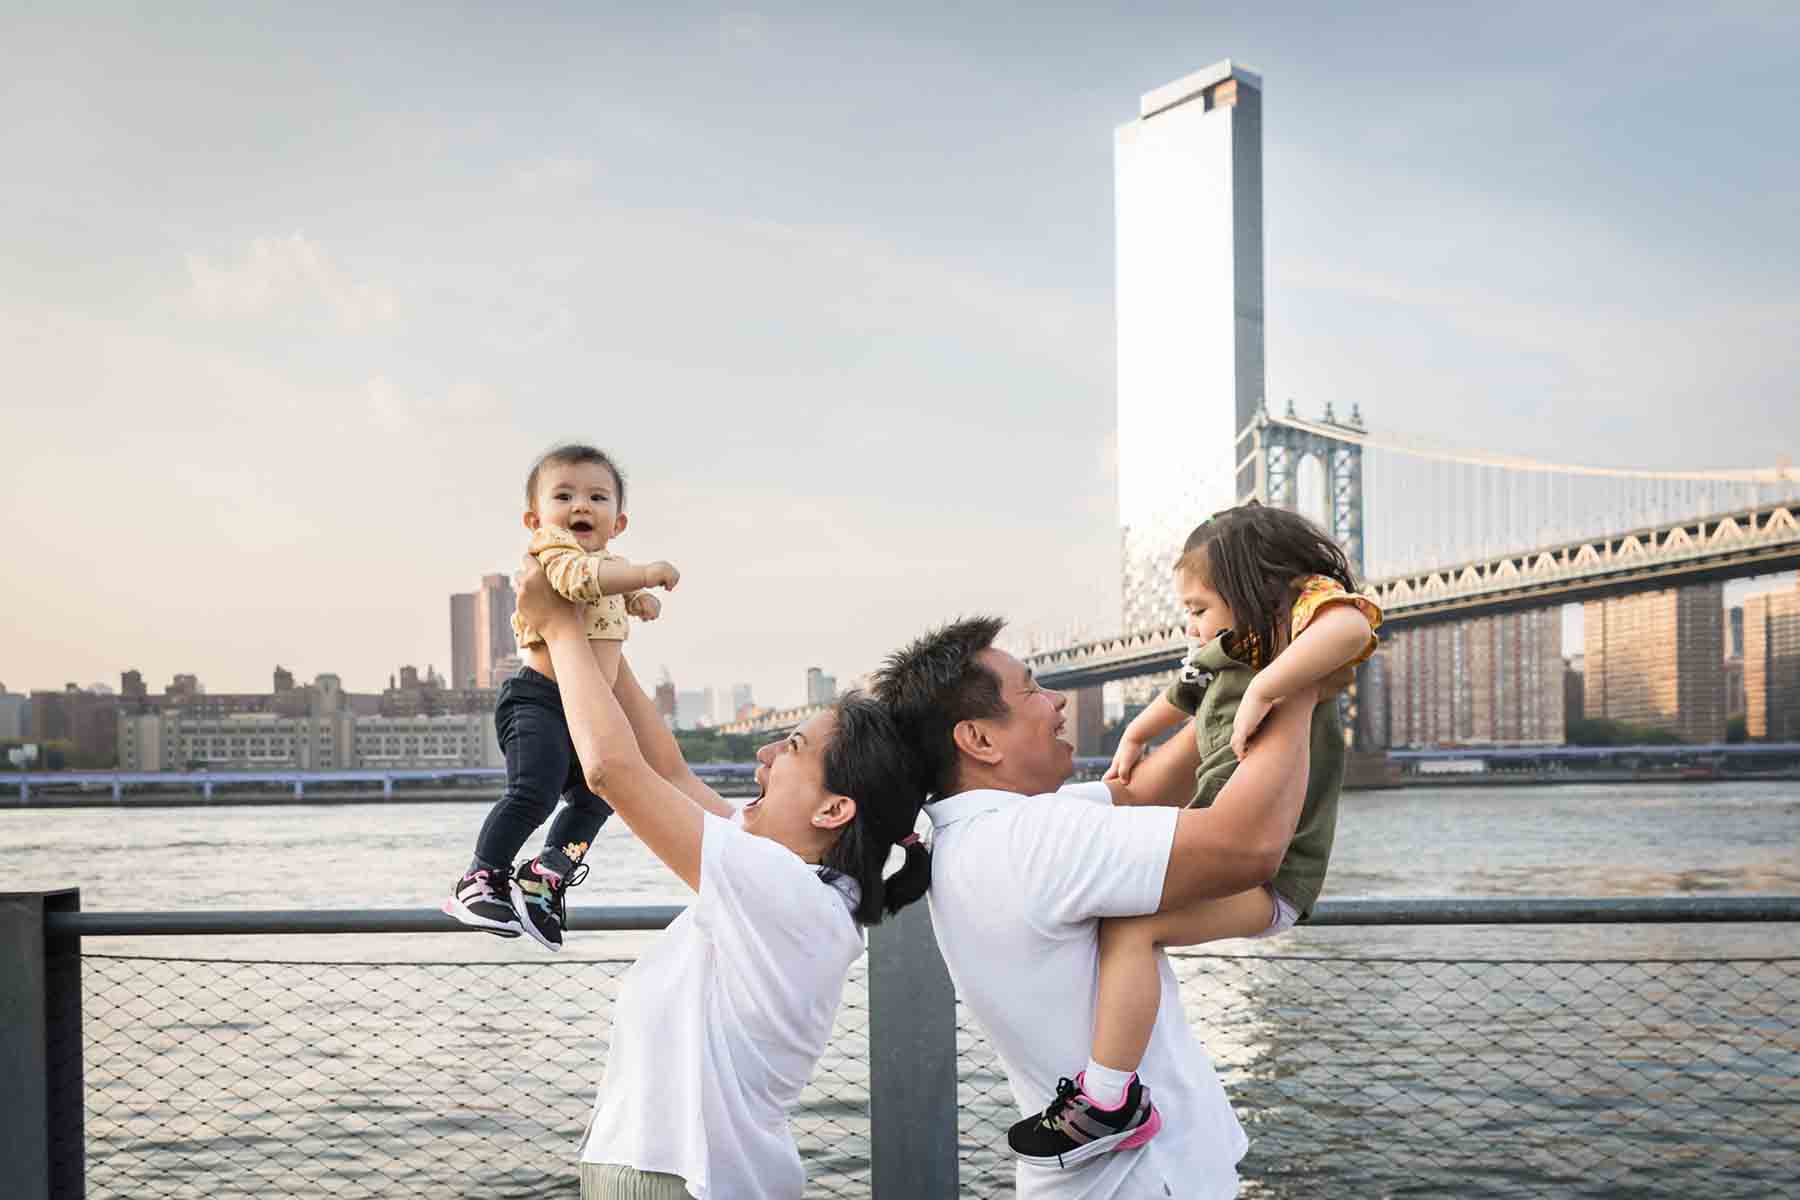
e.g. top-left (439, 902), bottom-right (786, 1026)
top-left (525, 444), bottom-right (626, 511)
top-left (1176, 502), bottom-right (1356, 662)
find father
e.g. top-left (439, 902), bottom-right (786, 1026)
top-left (874, 617), bottom-right (1317, 1200)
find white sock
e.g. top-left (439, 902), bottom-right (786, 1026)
top-left (1082, 1060), bottom-right (1133, 1110)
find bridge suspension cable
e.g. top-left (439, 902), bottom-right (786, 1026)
top-left (1258, 415), bottom-right (1799, 580)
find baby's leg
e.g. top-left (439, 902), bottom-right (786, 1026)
top-left (1092, 888), bottom-right (1277, 1072)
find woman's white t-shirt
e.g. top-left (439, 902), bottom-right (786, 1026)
top-left (578, 810), bottom-right (864, 1199)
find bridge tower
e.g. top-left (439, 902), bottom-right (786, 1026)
top-left (1243, 401), bottom-right (1367, 580)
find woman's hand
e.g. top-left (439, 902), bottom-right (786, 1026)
top-left (515, 554), bottom-right (580, 634)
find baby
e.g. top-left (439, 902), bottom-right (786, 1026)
top-left (443, 443), bottom-right (679, 950)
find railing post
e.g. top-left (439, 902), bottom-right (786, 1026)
top-left (867, 900), bottom-right (958, 1198)
top-left (0, 888), bottom-right (85, 1200)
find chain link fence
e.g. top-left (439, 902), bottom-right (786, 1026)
top-left (960, 953), bottom-right (1800, 1198)
top-left (80, 954), bottom-right (869, 1199)
top-left (71, 940), bottom-right (1800, 1198)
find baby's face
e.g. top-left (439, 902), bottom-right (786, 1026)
top-left (528, 460), bottom-right (624, 551)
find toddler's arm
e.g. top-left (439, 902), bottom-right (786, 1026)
top-left (1105, 694), bottom-right (1189, 783)
top-left (1231, 604), bottom-right (1374, 758)
top-left (534, 534), bottom-right (679, 604)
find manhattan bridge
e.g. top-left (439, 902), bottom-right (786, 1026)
top-left (726, 406), bottom-right (1800, 745)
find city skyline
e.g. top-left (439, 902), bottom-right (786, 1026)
top-left (4, 5), bottom-right (1797, 707)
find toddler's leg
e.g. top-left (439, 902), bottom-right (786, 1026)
top-left (471, 678), bottom-right (573, 871)
top-left (514, 696), bottom-right (617, 950)
top-left (446, 676), bottom-right (569, 936)
top-left (1091, 888), bottom-right (1277, 1073)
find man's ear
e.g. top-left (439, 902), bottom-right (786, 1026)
top-left (523, 510), bottom-right (541, 531)
top-left (952, 718), bottom-right (1003, 767)
top-left (816, 792), bottom-right (857, 832)
top-left (612, 511), bottom-right (629, 538)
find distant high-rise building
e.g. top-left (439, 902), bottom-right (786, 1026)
top-left (654, 669), bottom-right (677, 729)
top-left (1381, 609), bottom-right (1563, 747)
top-left (0, 685), bottom-right (27, 741)
top-left (1728, 604), bottom-right (1745, 660)
top-left (805, 667), bottom-right (837, 706)
top-left (731, 683), bottom-right (754, 721)
top-left (29, 684), bottom-right (120, 767)
top-left (165, 673), bottom-right (202, 700)
top-left (1564, 655), bottom-right (1586, 727)
top-left (120, 670), bottom-right (147, 703)
top-left (273, 665), bottom-right (296, 693)
top-left (450, 592), bottom-right (477, 689)
top-left (1116, 60), bottom-right (1264, 634)
top-left (472, 574), bottom-right (517, 688)
top-left (1743, 579), bottom-right (1800, 740)
top-left (1584, 584), bottom-right (1726, 743)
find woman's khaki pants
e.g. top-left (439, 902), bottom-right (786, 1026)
top-left (579, 1161), bottom-right (691, 1200)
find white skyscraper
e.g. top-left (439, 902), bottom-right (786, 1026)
top-left (1115, 60), bottom-right (1265, 634)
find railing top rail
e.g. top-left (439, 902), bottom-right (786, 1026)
top-left (41, 896), bottom-right (1800, 938)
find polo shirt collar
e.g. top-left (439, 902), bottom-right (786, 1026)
top-left (925, 787), bottom-right (1026, 830)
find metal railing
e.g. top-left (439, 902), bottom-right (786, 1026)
top-left (5, 893), bottom-right (1796, 1199)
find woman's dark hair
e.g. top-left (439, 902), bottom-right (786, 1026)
top-left (1178, 502), bottom-right (1356, 664)
top-left (815, 692), bottom-right (932, 926)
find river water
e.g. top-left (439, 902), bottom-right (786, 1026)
top-left (6, 780), bottom-right (1797, 1197)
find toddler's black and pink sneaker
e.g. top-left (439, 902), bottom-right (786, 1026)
top-left (442, 866), bottom-right (523, 938)
top-left (1006, 1072), bottom-right (1163, 1169)
top-left (510, 856), bottom-right (588, 950)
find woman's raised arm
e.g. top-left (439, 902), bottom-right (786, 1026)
top-left (517, 556), bottom-right (705, 890)
top-left (614, 657), bottom-right (736, 818)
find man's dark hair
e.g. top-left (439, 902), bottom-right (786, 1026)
top-left (816, 692), bottom-right (931, 926)
top-left (870, 616), bottom-right (1008, 801)
top-left (1178, 501), bottom-right (1356, 665)
top-left (524, 443), bottom-right (626, 511)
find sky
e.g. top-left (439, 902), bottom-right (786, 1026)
top-left (3, 1), bottom-right (1797, 707)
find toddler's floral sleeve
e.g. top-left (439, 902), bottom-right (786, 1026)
top-left (531, 527), bottom-right (609, 604)
top-left (1289, 576), bottom-right (1384, 667)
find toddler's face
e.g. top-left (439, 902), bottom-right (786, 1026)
top-left (1175, 564), bottom-right (1235, 646)
top-left (527, 460), bottom-right (625, 551)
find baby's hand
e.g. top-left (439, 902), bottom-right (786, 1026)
top-left (1104, 737), bottom-right (1147, 784)
top-left (644, 561), bottom-right (681, 591)
top-left (1231, 684), bottom-right (1275, 760)
top-left (627, 592), bottom-right (662, 621)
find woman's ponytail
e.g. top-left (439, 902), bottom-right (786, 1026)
top-left (818, 693), bottom-right (932, 927)
top-left (881, 836), bottom-right (932, 917)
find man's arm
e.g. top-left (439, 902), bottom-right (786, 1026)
top-left (1155, 686), bottom-right (1318, 911)
top-left (614, 657), bottom-right (735, 818)
top-left (1105, 719), bottom-right (1201, 808)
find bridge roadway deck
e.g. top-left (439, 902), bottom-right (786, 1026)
top-left (1028, 499), bottom-right (1800, 689)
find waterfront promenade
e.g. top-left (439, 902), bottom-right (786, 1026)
top-left (9, 893), bottom-right (1797, 1199)
top-left (6, 782), bottom-right (1797, 1197)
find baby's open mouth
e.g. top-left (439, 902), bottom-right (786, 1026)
top-left (570, 520), bottom-right (594, 533)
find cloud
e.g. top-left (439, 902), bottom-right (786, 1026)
top-left (511, 156), bottom-right (597, 194)
top-left (187, 233), bottom-right (398, 329)
top-left (717, 12), bottom-right (770, 51)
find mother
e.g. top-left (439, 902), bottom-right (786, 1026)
top-left (514, 558), bottom-right (930, 1200)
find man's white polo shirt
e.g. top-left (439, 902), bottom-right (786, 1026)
top-left (926, 780), bottom-right (1248, 1200)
